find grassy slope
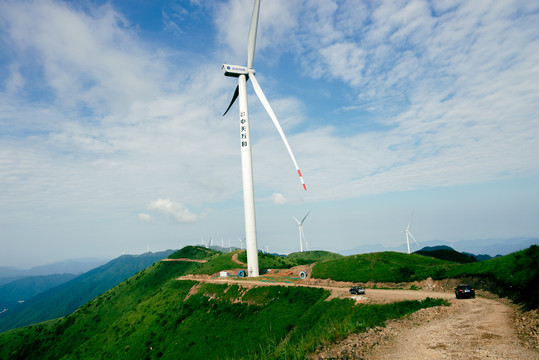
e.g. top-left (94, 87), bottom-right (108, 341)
top-left (0, 251), bottom-right (173, 333)
top-left (312, 246), bottom-right (539, 309)
top-left (311, 251), bottom-right (453, 283)
top-left (415, 249), bottom-right (477, 263)
top-left (0, 249), bottom-right (448, 360)
top-left (286, 251), bottom-right (343, 265)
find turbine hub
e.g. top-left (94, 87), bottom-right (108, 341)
top-left (222, 64), bottom-right (254, 77)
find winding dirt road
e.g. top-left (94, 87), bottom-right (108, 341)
top-left (177, 275), bottom-right (538, 359)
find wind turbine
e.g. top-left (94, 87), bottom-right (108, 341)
top-left (293, 211), bottom-right (310, 252)
top-left (403, 212), bottom-right (421, 254)
top-left (222, 0), bottom-right (306, 277)
top-left (238, 236), bottom-right (245, 250)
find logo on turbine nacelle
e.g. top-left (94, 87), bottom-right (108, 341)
top-left (222, 64), bottom-right (250, 77)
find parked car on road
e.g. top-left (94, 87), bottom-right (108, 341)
top-left (455, 284), bottom-right (475, 299)
top-left (349, 285), bottom-right (366, 295)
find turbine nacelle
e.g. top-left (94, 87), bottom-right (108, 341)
top-left (222, 64), bottom-right (253, 77)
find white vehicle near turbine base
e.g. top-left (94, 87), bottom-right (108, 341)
top-left (222, 0), bottom-right (306, 277)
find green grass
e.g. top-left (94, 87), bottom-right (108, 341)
top-left (0, 257), bottom-right (448, 360)
top-left (2, 246), bottom-right (535, 359)
top-left (311, 251), bottom-right (453, 283)
top-left (285, 251), bottom-right (343, 265)
top-left (193, 250), bottom-right (246, 275)
top-left (443, 245), bottom-right (539, 309)
top-left (167, 245), bottom-right (218, 260)
top-left (238, 251), bottom-right (298, 269)
top-left (312, 246), bottom-right (539, 309)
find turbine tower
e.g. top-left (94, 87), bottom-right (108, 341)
top-left (293, 211), bottom-right (310, 252)
top-left (222, 0), bottom-right (306, 277)
top-left (403, 212), bottom-right (421, 254)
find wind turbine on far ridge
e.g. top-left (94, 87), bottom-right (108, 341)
top-left (403, 212), bottom-right (421, 254)
top-left (222, 0), bottom-right (306, 277)
top-left (294, 211), bottom-right (311, 252)
top-left (238, 236), bottom-right (245, 250)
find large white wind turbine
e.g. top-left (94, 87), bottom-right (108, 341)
top-left (293, 211), bottom-right (311, 252)
top-left (403, 212), bottom-right (421, 254)
top-left (222, 0), bottom-right (306, 277)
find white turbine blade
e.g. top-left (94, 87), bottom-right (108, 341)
top-left (408, 231), bottom-right (421, 249)
top-left (247, 0), bottom-right (261, 69)
top-left (293, 216), bottom-right (301, 225)
top-left (301, 210), bottom-right (311, 224)
top-left (249, 73), bottom-right (306, 190)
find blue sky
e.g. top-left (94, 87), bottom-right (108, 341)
top-left (1, 0), bottom-right (538, 267)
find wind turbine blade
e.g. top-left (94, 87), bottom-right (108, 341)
top-left (301, 210), bottom-right (311, 223)
top-left (293, 216), bottom-right (301, 225)
top-left (249, 73), bottom-right (306, 190)
top-left (223, 85), bottom-right (239, 116)
top-left (408, 232), bottom-right (421, 249)
top-left (247, 0), bottom-right (261, 69)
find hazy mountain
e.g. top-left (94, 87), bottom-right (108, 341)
top-left (462, 252), bottom-right (496, 261)
top-left (341, 237), bottom-right (539, 257)
top-left (0, 250), bottom-right (173, 333)
top-left (0, 274), bottom-right (78, 312)
top-left (0, 258), bottom-right (108, 281)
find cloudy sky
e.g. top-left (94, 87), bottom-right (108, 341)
top-left (1, 0), bottom-right (538, 267)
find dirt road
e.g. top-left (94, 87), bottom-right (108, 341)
top-left (316, 296), bottom-right (539, 360)
top-left (177, 275), bottom-right (537, 359)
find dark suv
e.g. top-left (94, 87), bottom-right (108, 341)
top-left (455, 284), bottom-right (475, 299)
top-left (349, 285), bottom-right (365, 295)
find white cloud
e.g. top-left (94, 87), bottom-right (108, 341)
top-left (138, 213), bottom-right (154, 223)
top-left (271, 192), bottom-right (288, 205)
top-left (147, 199), bottom-right (197, 223)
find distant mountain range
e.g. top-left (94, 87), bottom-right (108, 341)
top-left (341, 237), bottom-right (539, 257)
top-left (0, 258), bottom-right (108, 286)
top-left (0, 250), bottom-right (173, 333)
top-left (0, 274), bottom-right (78, 312)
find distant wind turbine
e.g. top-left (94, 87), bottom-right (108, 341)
top-left (293, 211), bottom-right (311, 252)
top-left (403, 212), bottom-right (421, 254)
top-left (222, 0), bottom-right (306, 277)
top-left (238, 237), bottom-right (245, 250)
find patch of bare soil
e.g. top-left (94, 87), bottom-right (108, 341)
top-left (312, 297), bottom-right (539, 360)
top-left (160, 258), bottom-right (208, 263)
top-left (231, 252), bottom-right (246, 266)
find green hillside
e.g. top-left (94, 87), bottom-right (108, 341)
top-left (0, 251), bottom-right (173, 333)
top-left (1, 246), bottom-right (535, 359)
top-left (0, 273), bottom-right (77, 311)
top-left (311, 251), bottom-right (452, 283)
top-left (286, 250), bottom-right (343, 265)
top-left (414, 248), bottom-right (477, 263)
top-left (312, 246), bottom-right (538, 309)
top-left (0, 248), bottom-right (448, 359)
